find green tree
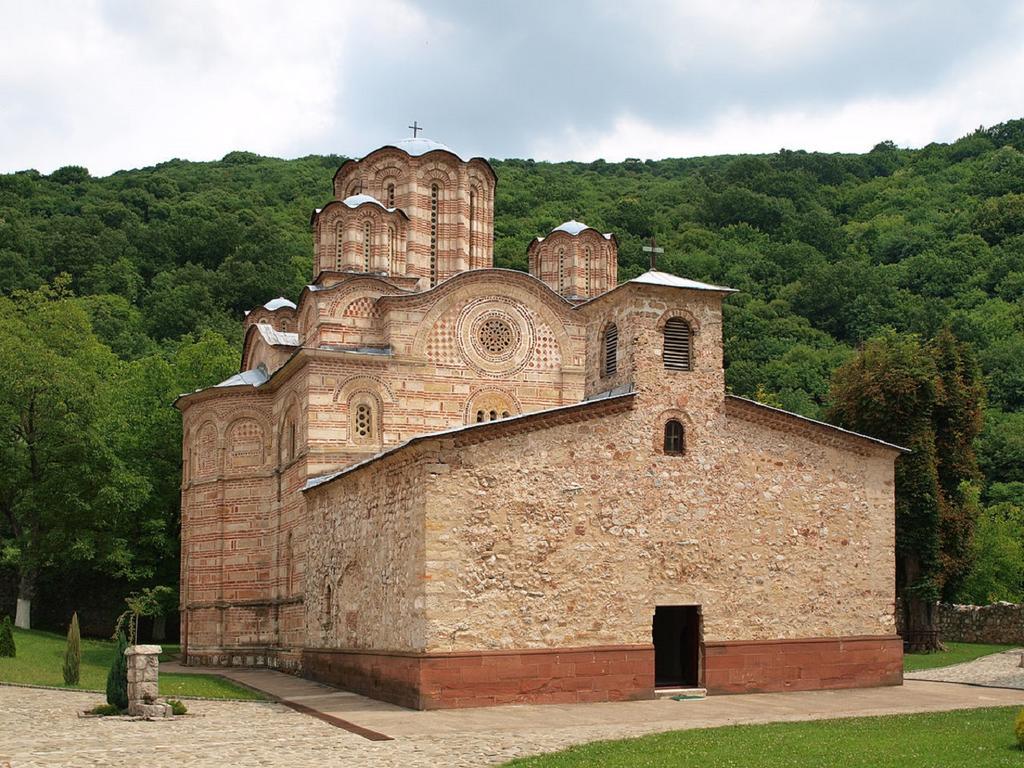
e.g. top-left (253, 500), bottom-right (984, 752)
top-left (0, 615), bottom-right (14, 657)
top-left (928, 327), bottom-right (985, 600)
top-left (0, 281), bottom-right (146, 628)
top-left (62, 611), bottom-right (81, 685)
top-left (827, 331), bottom-right (944, 650)
top-left (105, 629), bottom-right (128, 710)
top-left (958, 501), bottom-right (1024, 604)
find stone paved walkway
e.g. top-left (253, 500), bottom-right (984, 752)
top-left (906, 648), bottom-right (1024, 689)
top-left (3, 680), bottom-right (1024, 767)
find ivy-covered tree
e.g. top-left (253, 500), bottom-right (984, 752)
top-left (827, 331), bottom-right (944, 650)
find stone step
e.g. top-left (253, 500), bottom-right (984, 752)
top-left (656, 687), bottom-right (707, 700)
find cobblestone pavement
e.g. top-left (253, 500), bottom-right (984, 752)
top-left (906, 648), bottom-right (1024, 689)
top-left (3, 680), bottom-right (1024, 768)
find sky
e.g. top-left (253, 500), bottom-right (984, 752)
top-left (2, 0), bottom-right (1024, 176)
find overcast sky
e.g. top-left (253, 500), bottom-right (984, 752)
top-left (2, 0), bottom-right (1023, 176)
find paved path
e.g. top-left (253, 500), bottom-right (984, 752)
top-left (3, 679), bottom-right (1024, 767)
top-left (906, 648), bottom-right (1024, 689)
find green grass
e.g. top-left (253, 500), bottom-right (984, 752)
top-left (903, 641), bottom-right (1018, 672)
top-left (503, 707), bottom-right (1024, 767)
top-left (0, 627), bottom-right (266, 700)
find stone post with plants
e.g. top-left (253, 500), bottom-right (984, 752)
top-left (62, 611), bottom-right (81, 685)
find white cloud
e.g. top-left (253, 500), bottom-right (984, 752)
top-left (530, 36), bottom-right (1024, 161)
top-left (0, 0), bottom-right (427, 175)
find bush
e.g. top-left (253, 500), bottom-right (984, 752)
top-left (105, 630), bottom-right (129, 709)
top-left (63, 612), bottom-right (81, 685)
top-left (87, 703), bottom-right (123, 716)
top-left (1016, 709), bottom-right (1024, 749)
top-left (0, 615), bottom-right (14, 658)
top-left (167, 699), bottom-right (188, 716)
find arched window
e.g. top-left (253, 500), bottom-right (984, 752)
top-left (323, 582), bottom-right (333, 629)
top-left (334, 222), bottom-right (344, 270)
top-left (430, 183), bottom-right (439, 286)
top-left (388, 226), bottom-right (396, 272)
top-left (664, 318), bottom-right (692, 371)
top-left (386, 183), bottom-right (395, 208)
top-left (602, 323), bottom-right (618, 377)
top-left (469, 191), bottom-right (476, 265)
top-left (664, 419), bottom-right (685, 455)
top-left (362, 220), bottom-right (372, 271)
top-left (287, 419), bottom-right (296, 461)
top-left (285, 531), bottom-right (293, 595)
top-left (584, 246), bottom-right (592, 296)
top-left (557, 246), bottom-right (566, 293)
top-left (349, 395), bottom-right (379, 444)
top-left (355, 403), bottom-right (373, 440)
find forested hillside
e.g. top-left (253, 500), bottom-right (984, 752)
top-left (2, 120), bottom-right (1024, 622)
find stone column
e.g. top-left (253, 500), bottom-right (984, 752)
top-left (125, 645), bottom-right (172, 718)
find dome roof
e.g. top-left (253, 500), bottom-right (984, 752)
top-left (553, 219), bottom-right (590, 236)
top-left (539, 220), bottom-right (614, 241)
top-left (263, 297), bottom-right (296, 311)
top-left (342, 193), bottom-right (385, 208)
top-left (389, 137), bottom-right (456, 157)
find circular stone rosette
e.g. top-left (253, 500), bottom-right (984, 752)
top-left (457, 298), bottom-right (535, 376)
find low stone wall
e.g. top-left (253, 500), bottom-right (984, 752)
top-left (934, 602), bottom-right (1024, 645)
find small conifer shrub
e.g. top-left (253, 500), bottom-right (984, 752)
top-left (1015, 709), bottom-right (1024, 749)
top-left (0, 615), bottom-right (15, 658)
top-left (167, 699), bottom-right (188, 716)
top-left (106, 630), bottom-right (129, 710)
top-left (63, 612), bottom-right (81, 685)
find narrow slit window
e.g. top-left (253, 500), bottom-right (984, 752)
top-left (664, 420), bottom-right (685, 455)
top-left (430, 184), bottom-right (439, 286)
top-left (664, 318), bottom-right (692, 371)
top-left (602, 323), bottom-right (618, 377)
top-left (386, 183), bottom-right (395, 208)
top-left (363, 220), bottom-right (372, 271)
top-left (334, 222), bottom-right (344, 270)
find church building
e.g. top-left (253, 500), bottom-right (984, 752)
top-left (176, 136), bottom-right (906, 709)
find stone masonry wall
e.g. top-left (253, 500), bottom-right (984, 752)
top-left (303, 447), bottom-right (429, 652)
top-left (933, 602), bottom-right (1024, 644)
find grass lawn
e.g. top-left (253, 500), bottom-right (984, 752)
top-left (503, 707), bottom-right (1024, 767)
top-left (903, 641), bottom-right (1018, 672)
top-left (0, 627), bottom-right (266, 700)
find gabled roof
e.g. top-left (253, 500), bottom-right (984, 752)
top-left (303, 390), bottom-right (636, 493)
top-left (725, 395), bottom-right (910, 455)
top-left (574, 269), bottom-right (737, 310)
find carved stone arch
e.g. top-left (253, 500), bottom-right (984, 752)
top-left (194, 420), bottom-right (221, 478)
top-left (277, 394), bottom-right (302, 465)
top-left (656, 307), bottom-right (702, 336)
top-left (418, 162), bottom-right (456, 187)
top-left (225, 414), bottom-right (270, 469)
top-left (346, 389), bottom-right (383, 447)
top-left (325, 285), bottom-right (386, 320)
top-left (465, 388), bottom-right (522, 424)
top-left (332, 374), bottom-right (396, 405)
top-left (653, 407), bottom-right (694, 455)
top-left (410, 277), bottom-right (575, 366)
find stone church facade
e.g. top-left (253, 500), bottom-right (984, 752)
top-left (176, 137), bottom-right (905, 709)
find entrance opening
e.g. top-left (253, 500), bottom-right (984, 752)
top-left (652, 605), bottom-right (701, 687)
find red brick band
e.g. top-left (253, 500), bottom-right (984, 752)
top-left (703, 635), bottom-right (903, 694)
top-left (302, 644), bottom-right (654, 710)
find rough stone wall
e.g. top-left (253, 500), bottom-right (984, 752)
top-left (932, 602), bottom-right (1024, 644)
top-left (414, 286), bottom-right (897, 652)
top-left (304, 448), bottom-right (429, 652)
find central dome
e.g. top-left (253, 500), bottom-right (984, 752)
top-left (388, 137), bottom-right (458, 158)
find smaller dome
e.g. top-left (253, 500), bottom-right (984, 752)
top-left (263, 296), bottom-right (297, 311)
top-left (553, 219), bottom-right (591, 236)
top-left (342, 193), bottom-right (384, 208)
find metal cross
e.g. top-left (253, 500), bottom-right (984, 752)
top-left (408, 121), bottom-right (423, 138)
top-left (642, 236), bottom-right (664, 270)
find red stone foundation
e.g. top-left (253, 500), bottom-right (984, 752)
top-left (302, 645), bottom-right (655, 710)
top-left (703, 635), bottom-right (903, 694)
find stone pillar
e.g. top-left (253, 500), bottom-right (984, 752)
top-left (125, 645), bottom-right (172, 718)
